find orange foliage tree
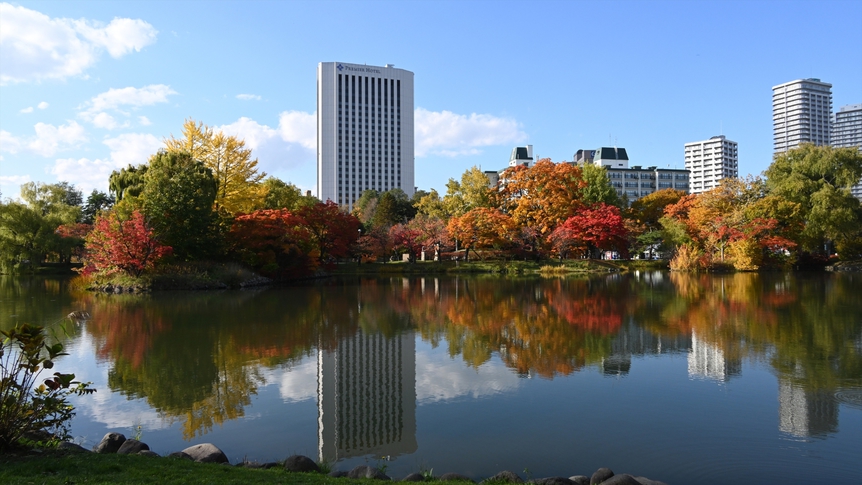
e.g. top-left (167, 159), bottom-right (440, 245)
top-left (227, 209), bottom-right (315, 277)
top-left (447, 207), bottom-right (517, 261)
top-left (493, 159), bottom-right (586, 237)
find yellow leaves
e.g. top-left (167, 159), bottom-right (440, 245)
top-left (165, 118), bottom-right (267, 215)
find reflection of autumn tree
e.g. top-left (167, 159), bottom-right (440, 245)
top-left (665, 273), bottom-right (862, 392)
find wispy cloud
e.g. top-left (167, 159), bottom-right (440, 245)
top-left (236, 94), bottom-right (261, 101)
top-left (19, 107), bottom-right (33, 114)
top-left (0, 3), bottom-right (157, 85)
top-left (50, 132), bottom-right (161, 193)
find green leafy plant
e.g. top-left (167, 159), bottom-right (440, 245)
top-left (0, 323), bottom-right (95, 450)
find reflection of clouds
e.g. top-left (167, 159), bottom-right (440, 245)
top-left (272, 355), bottom-right (318, 403)
top-left (63, 333), bottom-right (166, 440)
top-left (415, 349), bottom-right (520, 403)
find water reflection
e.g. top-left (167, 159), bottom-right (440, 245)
top-left (2, 271), bottom-right (861, 453)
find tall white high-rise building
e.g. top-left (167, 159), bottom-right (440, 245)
top-left (317, 62), bottom-right (414, 208)
top-left (684, 135), bottom-right (738, 194)
top-left (772, 78), bottom-right (832, 153)
top-left (831, 103), bottom-right (862, 199)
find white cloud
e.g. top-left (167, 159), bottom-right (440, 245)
top-left (0, 121), bottom-right (87, 157)
top-left (277, 110), bottom-right (316, 150)
top-left (38, 101), bottom-right (49, 110)
top-left (19, 106), bottom-right (33, 113)
top-left (0, 3), bottom-right (157, 85)
top-left (214, 113), bottom-right (317, 175)
top-left (79, 84), bottom-right (176, 129)
top-left (236, 93), bottom-right (261, 101)
top-left (50, 132), bottom-right (161, 193)
top-left (274, 359), bottom-right (318, 403)
top-left (414, 108), bottom-right (527, 158)
top-left (138, 116), bottom-right (151, 126)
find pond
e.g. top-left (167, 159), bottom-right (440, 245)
top-left (1, 272), bottom-right (861, 484)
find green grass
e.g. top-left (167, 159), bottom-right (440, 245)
top-left (0, 449), bottom-right (424, 485)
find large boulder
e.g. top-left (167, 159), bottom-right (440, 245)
top-left (117, 439), bottom-right (149, 455)
top-left (632, 478), bottom-right (668, 485)
top-left (138, 450), bottom-right (160, 458)
top-left (329, 470), bottom-right (349, 478)
top-left (569, 477), bottom-right (590, 485)
top-left (348, 465), bottom-right (391, 480)
top-left (402, 473), bottom-right (427, 482)
top-left (590, 468), bottom-right (614, 485)
top-left (57, 442), bottom-right (91, 453)
top-left (599, 475), bottom-right (640, 485)
top-left (530, 478), bottom-right (574, 485)
top-left (181, 443), bottom-right (228, 463)
top-left (167, 451), bottom-right (193, 460)
top-left (483, 471), bottom-right (523, 484)
top-left (284, 455), bottom-right (320, 473)
top-left (94, 432), bottom-right (126, 454)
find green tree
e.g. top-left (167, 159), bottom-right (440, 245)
top-left (81, 190), bottom-right (115, 225)
top-left (765, 144), bottom-right (862, 254)
top-left (141, 151), bottom-right (219, 260)
top-left (441, 166), bottom-right (493, 218)
top-left (580, 163), bottom-right (622, 207)
top-left (109, 165), bottom-right (148, 202)
top-left (260, 177), bottom-right (315, 211)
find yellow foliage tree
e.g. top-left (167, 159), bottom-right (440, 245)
top-left (165, 119), bottom-right (266, 214)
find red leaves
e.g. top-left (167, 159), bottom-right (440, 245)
top-left (548, 203), bottom-right (629, 258)
top-left (83, 210), bottom-right (172, 277)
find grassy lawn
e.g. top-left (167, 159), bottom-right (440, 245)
top-left (0, 449), bottom-right (408, 485)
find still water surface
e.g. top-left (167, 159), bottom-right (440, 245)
top-left (1, 273), bottom-right (861, 484)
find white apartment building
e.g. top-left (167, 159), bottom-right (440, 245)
top-left (684, 135), bottom-right (739, 194)
top-left (591, 147), bottom-right (690, 203)
top-left (317, 62), bottom-right (414, 208)
top-left (772, 78), bottom-right (832, 153)
top-left (831, 103), bottom-right (862, 200)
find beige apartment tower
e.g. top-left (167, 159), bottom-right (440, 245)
top-left (684, 135), bottom-right (738, 194)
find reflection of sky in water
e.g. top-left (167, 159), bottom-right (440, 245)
top-left (265, 341), bottom-right (522, 406)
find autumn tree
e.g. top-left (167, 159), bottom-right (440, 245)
top-left (141, 151), bottom-right (219, 260)
top-left (765, 144), bottom-right (862, 255)
top-left (407, 214), bottom-right (452, 260)
top-left (548, 203), bottom-right (628, 259)
top-left (295, 201), bottom-right (361, 263)
top-left (227, 209), bottom-right (315, 277)
top-left (439, 166), bottom-right (493, 218)
top-left (494, 159), bottom-right (586, 237)
top-left (165, 119), bottom-right (267, 214)
top-left (389, 224), bottom-right (423, 262)
top-left (447, 208), bottom-right (517, 261)
top-left (83, 210), bottom-right (172, 277)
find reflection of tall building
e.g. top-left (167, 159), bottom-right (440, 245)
top-left (687, 333), bottom-right (741, 382)
top-left (317, 330), bottom-right (417, 461)
top-left (778, 380), bottom-right (838, 437)
top-left (602, 321), bottom-right (692, 376)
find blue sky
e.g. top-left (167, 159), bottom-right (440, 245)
top-left (2, 0), bottom-right (861, 200)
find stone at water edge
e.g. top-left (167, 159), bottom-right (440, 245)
top-left (94, 432), bottom-right (126, 454)
top-left (482, 471), bottom-right (523, 484)
top-left (180, 443), bottom-right (229, 463)
top-left (57, 442), bottom-right (91, 453)
top-left (138, 450), bottom-right (160, 458)
top-left (598, 475), bottom-right (641, 485)
top-left (529, 478), bottom-right (575, 485)
top-left (347, 465), bottom-right (391, 480)
top-left (590, 468), bottom-right (614, 485)
top-left (633, 478), bottom-right (669, 485)
top-left (328, 470), bottom-right (349, 478)
top-left (568, 476), bottom-right (590, 485)
top-left (440, 472), bottom-right (474, 482)
top-left (283, 454), bottom-right (320, 473)
top-left (116, 439), bottom-right (149, 454)
top-left (402, 472), bottom-right (426, 482)
top-left (167, 451), bottom-right (193, 460)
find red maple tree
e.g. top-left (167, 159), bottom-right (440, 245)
top-left (548, 203), bottom-right (629, 259)
top-left (83, 210), bottom-right (172, 276)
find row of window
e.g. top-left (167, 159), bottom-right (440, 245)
top-left (337, 74), bottom-right (401, 108)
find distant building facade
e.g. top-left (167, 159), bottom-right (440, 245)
top-left (831, 103), bottom-right (862, 199)
top-left (317, 62), bottom-right (415, 208)
top-left (588, 147), bottom-right (690, 203)
top-left (772, 78), bottom-right (832, 153)
top-left (684, 135), bottom-right (739, 194)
